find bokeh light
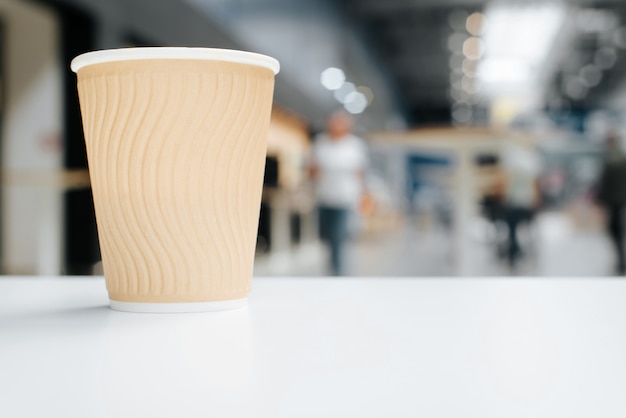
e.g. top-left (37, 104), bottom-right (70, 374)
top-left (594, 47), bottom-right (617, 69)
top-left (448, 10), bottom-right (469, 31)
top-left (320, 67), bottom-right (346, 90)
top-left (563, 76), bottom-right (588, 100)
top-left (448, 32), bottom-right (468, 54)
top-left (462, 37), bottom-right (484, 60)
top-left (466, 12), bottom-right (487, 36)
top-left (343, 91), bottom-right (368, 114)
top-left (580, 64), bottom-right (602, 87)
top-left (333, 81), bottom-right (356, 103)
top-left (356, 86), bottom-right (374, 104)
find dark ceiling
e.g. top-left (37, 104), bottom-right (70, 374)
top-left (341, 0), bottom-right (626, 127)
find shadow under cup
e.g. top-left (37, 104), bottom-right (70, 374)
top-left (71, 48), bottom-right (279, 313)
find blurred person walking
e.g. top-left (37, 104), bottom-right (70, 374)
top-left (500, 142), bottom-right (541, 268)
top-left (310, 111), bottom-right (368, 276)
top-left (596, 132), bottom-right (626, 275)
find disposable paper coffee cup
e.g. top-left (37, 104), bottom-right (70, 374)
top-left (72, 47), bottom-right (279, 313)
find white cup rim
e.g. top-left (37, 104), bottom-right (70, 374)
top-left (71, 47), bottom-right (280, 75)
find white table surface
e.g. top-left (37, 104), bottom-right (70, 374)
top-left (1, 277), bottom-right (625, 418)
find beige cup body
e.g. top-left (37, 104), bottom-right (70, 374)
top-left (76, 59), bottom-right (275, 303)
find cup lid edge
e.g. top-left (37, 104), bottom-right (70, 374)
top-left (70, 47), bottom-right (280, 74)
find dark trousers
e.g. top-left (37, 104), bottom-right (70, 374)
top-left (319, 206), bottom-right (349, 276)
top-left (504, 206), bottom-right (533, 267)
top-left (608, 205), bottom-right (625, 274)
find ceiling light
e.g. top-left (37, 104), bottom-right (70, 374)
top-left (594, 47), bottom-right (617, 69)
top-left (449, 55), bottom-right (464, 69)
top-left (356, 86), bottom-right (374, 104)
top-left (343, 92), bottom-right (368, 114)
top-left (449, 88), bottom-right (463, 102)
top-left (466, 12), bottom-right (487, 36)
top-left (478, 59), bottom-right (530, 84)
top-left (448, 32), bottom-right (468, 53)
top-left (564, 77), bottom-right (588, 100)
top-left (461, 75), bottom-right (479, 94)
top-left (580, 65), bottom-right (602, 87)
top-left (452, 104), bottom-right (472, 124)
top-left (614, 27), bottom-right (626, 49)
top-left (449, 89), bottom-right (471, 103)
top-left (462, 37), bottom-right (484, 60)
top-left (333, 82), bottom-right (356, 103)
top-left (562, 51), bottom-right (584, 73)
top-left (320, 67), bottom-right (345, 90)
top-left (462, 59), bottom-right (478, 77)
top-left (448, 10), bottom-right (469, 31)
top-left (477, 3), bottom-right (565, 92)
top-left (482, 4), bottom-right (564, 59)
top-left (576, 9), bottom-right (618, 33)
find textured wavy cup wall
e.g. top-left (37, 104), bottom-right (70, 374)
top-left (76, 59), bottom-right (275, 303)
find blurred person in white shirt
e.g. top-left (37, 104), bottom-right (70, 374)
top-left (500, 142), bottom-right (541, 268)
top-left (310, 111), bottom-right (368, 275)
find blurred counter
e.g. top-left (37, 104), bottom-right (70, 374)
top-left (1, 169), bottom-right (90, 189)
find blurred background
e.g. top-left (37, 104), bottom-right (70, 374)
top-left (4, 0), bottom-right (626, 277)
